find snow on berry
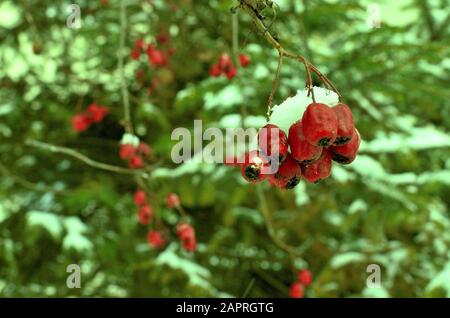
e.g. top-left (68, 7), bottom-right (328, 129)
top-left (301, 150), bottom-right (333, 184)
top-left (330, 129), bottom-right (361, 164)
top-left (302, 103), bottom-right (338, 147)
top-left (241, 150), bottom-right (269, 184)
top-left (289, 282), bottom-right (304, 298)
top-left (333, 103), bottom-right (355, 145)
top-left (147, 230), bottom-right (166, 249)
top-left (166, 193), bottom-right (180, 208)
top-left (268, 153), bottom-right (302, 189)
top-left (298, 269), bottom-right (313, 287)
top-left (288, 121), bottom-right (323, 163)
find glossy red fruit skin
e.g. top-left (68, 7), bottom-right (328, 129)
top-left (258, 124), bottom-right (289, 162)
top-left (302, 103), bottom-right (338, 147)
top-left (269, 154), bottom-right (302, 189)
top-left (289, 282), bottom-right (304, 298)
top-left (241, 150), bottom-right (269, 184)
top-left (330, 129), bottom-right (361, 164)
top-left (298, 269), bottom-right (313, 287)
top-left (288, 121), bottom-right (323, 163)
top-left (333, 103), bottom-right (354, 145)
top-left (301, 150), bottom-right (332, 184)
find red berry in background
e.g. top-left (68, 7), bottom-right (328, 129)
top-left (86, 103), bottom-right (109, 123)
top-left (129, 155), bottom-right (144, 169)
top-left (301, 150), bottom-right (332, 184)
top-left (239, 54), bottom-right (251, 67)
top-left (133, 190), bottom-right (147, 206)
top-left (240, 150), bottom-right (269, 184)
top-left (330, 129), bottom-right (361, 164)
top-left (156, 33), bottom-right (169, 44)
top-left (333, 103), bottom-right (355, 145)
top-left (147, 47), bottom-right (166, 66)
top-left (182, 238), bottom-right (197, 252)
top-left (72, 114), bottom-right (91, 132)
top-left (226, 66), bottom-right (237, 80)
top-left (131, 47), bottom-right (141, 60)
top-left (258, 124), bottom-right (289, 162)
top-left (138, 204), bottom-right (153, 225)
top-left (302, 103), bottom-right (338, 147)
top-left (147, 230), bottom-right (166, 249)
top-left (289, 282), bottom-right (304, 298)
top-left (177, 223), bottom-right (195, 242)
top-left (269, 153), bottom-right (302, 189)
top-left (166, 193), bottom-right (180, 208)
top-left (298, 269), bottom-right (313, 287)
top-left (137, 142), bottom-right (152, 158)
top-left (218, 53), bottom-right (232, 70)
top-left (135, 38), bottom-right (145, 50)
top-left (119, 144), bottom-right (136, 160)
top-left (210, 63), bottom-right (222, 77)
top-left (288, 121), bottom-right (323, 163)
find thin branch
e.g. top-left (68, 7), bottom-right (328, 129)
top-left (119, 0), bottom-right (133, 134)
top-left (266, 49), bottom-right (284, 121)
top-left (26, 139), bottom-right (153, 179)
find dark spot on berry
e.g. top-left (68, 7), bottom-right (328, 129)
top-left (318, 138), bottom-right (331, 146)
top-left (331, 153), bottom-right (350, 164)
top-left (334, 136), bottom-right (351, 145)
top-left (286, 177), bottom-right (300, 189)
top-left (245, 165), bottom-right (260, 181)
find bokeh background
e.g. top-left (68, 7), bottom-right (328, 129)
top-left (0, 0), bottom-right (449, 297)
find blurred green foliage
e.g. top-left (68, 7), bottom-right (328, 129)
top-left (0, 0), bottom-right (449, 297)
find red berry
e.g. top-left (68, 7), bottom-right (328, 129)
top-left (240, 150), bottom-right (269, 184)
top-left (147, 230), bottom-right (166, 249)
top-left (289, 282), bottom-right (304, 298)
top-left (129, 155), bottom-right (144, 169)
top-left (131, 47), bottom-right (141, 60)
top-left (166, 193), bottom-right (180, 208)
top-left (147, 47), bottom-right (166, 66)
top-left (298, 269), bottom-right (313, 287)
top-left (182, 238), bottom-right (196, 252)
top-left (133, 190), bottom-right (147, 206)
top-left (210, 63), bottom-right (222, 77)
top-left (239, 54), bottom-right (251, 67)
top-left (177, 223), bottom-right (195, 242)
top-left (72, 114), bottom-right (91, 132)
top-left (135, 39), bottom-right (145, 50)
top-left (156, 33), bottom-right (169, 45)
top-left (86, 103), bottom-right (108, 123)
top-left (330, 129), bottom-right (360, 164)
top-left (258, 124), bottom-right (289, 162)
top-left (138, 204), bottom-right (153, 225)
top-left (218, 53), bottom-right (232, 70)
top-left (301, 150), bottom-right (332, 184)
top-left (302, 103), bottom-right (338, 147)
top-left (119, 144), bottom-right (137, 160)
top-left (226, 66), bottom-right (237, 80)
top-left (333, 103), bottom-right (355, 145)
top-left (288, 121), bottom-right (323, 163)
top-left (268, 153), bottom-right (302, 189)
top-left (137, 142), bottom-right (152, 158)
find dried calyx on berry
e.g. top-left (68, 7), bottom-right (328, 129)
top-left (333, 103), bottom-right (354, 145)
top-left (301, 150), bottom-right (333, 184)
top-left (269, 153), bottom-right (302, 190)
top-left (330, 129), bottom-right (361, 164)
top-left (240, 150), bottom-right (269, 184)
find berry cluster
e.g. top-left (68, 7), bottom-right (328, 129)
top-left (119, 141), bottom-right (152, 169)
top-left (209, 53), bottom-right (251, 80)
top-left (240, 102), bottom-right (360, 188)
top-left (133, 190), bottom-right (197, 252)
top-left (71, 103), bottom-right (109, 133)
top-left (289, 269), bottom-right (313, 298)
